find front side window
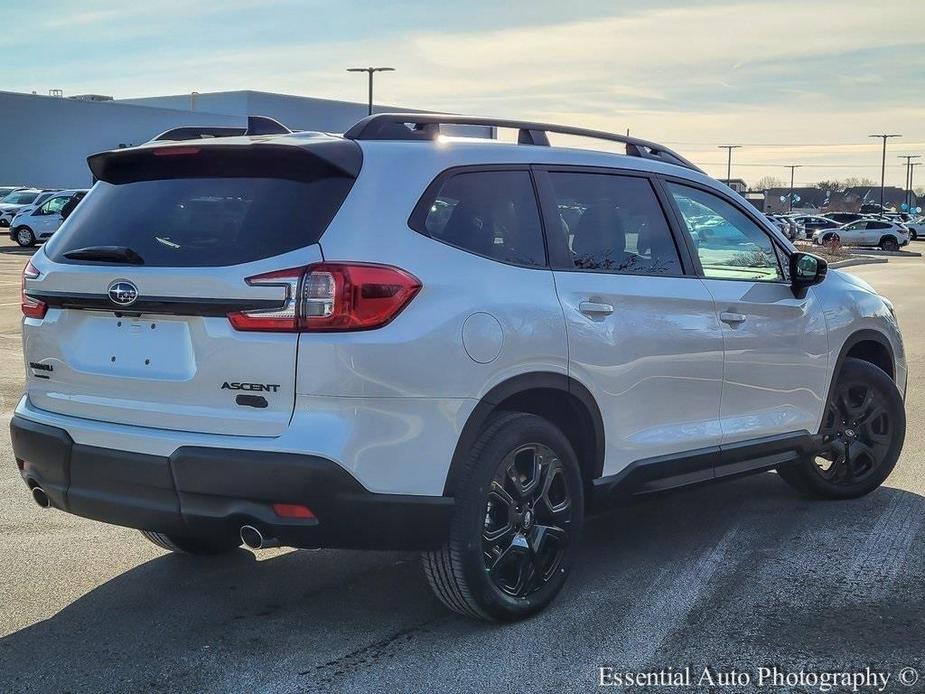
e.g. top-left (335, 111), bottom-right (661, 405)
top-left (417, 170), bottom-right (545, 267)
top-left (668, 183), bottom-right (783, 282)
top-left (547, 172), bottom-right (682, 275)
top-left (41, 196), bottom-right (68, 215)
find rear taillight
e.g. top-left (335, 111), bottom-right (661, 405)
top-left (228, 263), bottom-right (421, 333)
top-left (21, 261), bottom-right (46, 319)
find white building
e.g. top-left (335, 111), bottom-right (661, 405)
top-left (0, 89), bottom-right (449, 189)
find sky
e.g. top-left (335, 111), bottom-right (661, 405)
top-left (4, 0), bottom-right (925, 188)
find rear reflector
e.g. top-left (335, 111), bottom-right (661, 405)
top-left (272, 503), bottom-right (315, 519)
top-left (21, 261), bottom-right (46, 319)
top-left (228, 262), bottom-right (421, 333)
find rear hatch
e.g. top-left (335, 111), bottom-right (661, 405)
top-left (22, 137), bottom-right (361, 436)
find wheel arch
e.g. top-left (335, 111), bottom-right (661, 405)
top-left (443, 372), bottom-right (605, 496)
top-left (832, 329), bottom-right (895, 386)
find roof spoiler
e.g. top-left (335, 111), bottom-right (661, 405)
top-left (344, 113), bottom-right (703, 173)
top-left (151, 115), bottom-right (292, 142)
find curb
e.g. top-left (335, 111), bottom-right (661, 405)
top-left (829, 257), bottom-right (889, 269)
top-left (857, 249), bottom-right (922, 258)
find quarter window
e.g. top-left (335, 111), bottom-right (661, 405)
top-left (668, 183), bottom-right (783, 282)
top-left (547, 172), bottom-right (683, 275)
top-left (417, 171), bottom-right (545, 267)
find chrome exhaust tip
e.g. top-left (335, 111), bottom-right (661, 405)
top-left (240, 525), bottom-right (279, 550)
top-left (31, 486), bottom-right (51, 509)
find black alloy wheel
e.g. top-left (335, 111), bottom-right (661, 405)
top-left (482, 443), bottom-right (574, 598)
top-left (777, 358), bottom-right (904, 498)
top-left (423, 412), bottom-right (584, 621)
top-left (813, 380), bottom-right (893, 485)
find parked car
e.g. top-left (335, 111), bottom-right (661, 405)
top-left (813, 219), bottom-right (909, 251)
top-left (765, 214), bottom-right (802, 241)
top-left (824, 212), bottom-right (864, 226)
top-left (1, 190), bottom-right (60, 229)
top-left (902, 216), bottom-right (925, 241)
top-left (11, 114), bottom-right (907, 622)
top-left (0, 186), bottom-right (26, 200)
top-left (0, 189), bottom-right (43, 227)
top-left (10, 190), bottom-right (87, 247)
top-left (787, 214), bottom-right (840, 235)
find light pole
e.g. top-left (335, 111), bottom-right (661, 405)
top-left (718, 145), bottom-right (741, 187)
top-left (898, 155), bottom-right (920, 210)
top-left (911, 162), bottom-right (922, 213)
top-left (786, 165), bottom-right (802, 213)
top-left (869, 134), bottom-right (901, 217)
top-left (346, 66), bottom-right (395, 116)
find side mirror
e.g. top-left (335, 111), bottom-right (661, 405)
top-left (790, 252), bottom-right (827, 296)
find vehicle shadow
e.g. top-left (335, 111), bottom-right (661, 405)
top-left (0, 245), bottom-right (36, 257)
top-left (1, 473), bottom-right (924, 693)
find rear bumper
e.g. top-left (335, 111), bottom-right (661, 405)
top-left (10, 415), bottom-right (454, 551)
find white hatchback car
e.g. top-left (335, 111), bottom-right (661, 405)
top-left (813, 219), bottom-right (909, 251)
top-left (11, 114), bottom-right (907, 621)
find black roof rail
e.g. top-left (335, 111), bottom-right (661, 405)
top-left (151, 115), bottom-right (292, 142)
top-left (343, 113), bottom-right (704, 173)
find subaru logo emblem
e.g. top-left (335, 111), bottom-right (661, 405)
top-left (107, 280), bottom-right (138, 307)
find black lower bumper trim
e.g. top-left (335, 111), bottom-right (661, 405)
top-left (10, 415), bottom-right (454, 551)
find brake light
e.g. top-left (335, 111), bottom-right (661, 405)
top-left (21, 261), bottom-right (46, 319)
top-left (228, 263), bottom-right (421, 332)
top-left (152, 146), bottom-right (201, 156)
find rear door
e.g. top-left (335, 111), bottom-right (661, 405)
top-left (23, 141), bottom-right (360, 436)
top-left (538, 168), bottom-right (724, 479)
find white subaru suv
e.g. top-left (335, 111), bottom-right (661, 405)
top-left (11, 114), bottom-right (906, 622)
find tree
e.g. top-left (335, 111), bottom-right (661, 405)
top-left (816, 180), bottom-right (843, 193)
top-left (754, 175), bottom-right (785, 190)
top-left (841, 177), bottom-right (877, 189)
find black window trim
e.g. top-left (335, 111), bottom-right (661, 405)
top-left (407, 164), bottom-right (551, 270)
top-left (656, 174), bottom-right (792, 285)
top-left (531, 164), bottom-right (698, 278)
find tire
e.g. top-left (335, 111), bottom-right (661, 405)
top-left (14, 227), bottom-right (35, 247)
top-left (911, 230), bottom-right (918, 241)
top-left (777, 357), bottom-right (905, 499)
top-left (140, 530), bottom-right (241, 555)
top-left (879, 236), bottom-right (899, 252)
top-left (423, 412), bottom-right (584, 621)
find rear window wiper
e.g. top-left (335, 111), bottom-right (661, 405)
top-left (63, 246), bottom-right (145, 265)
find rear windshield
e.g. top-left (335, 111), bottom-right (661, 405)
top-left (46, 175), bottom-right (355, 267)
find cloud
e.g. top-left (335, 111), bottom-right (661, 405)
top-left (4, 0), bottom-right (924, 185)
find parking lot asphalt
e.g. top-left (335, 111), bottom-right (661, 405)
top-left (0, 239), bottom-right (923, 693)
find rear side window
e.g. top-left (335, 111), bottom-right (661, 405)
top-left (547, 172), bottom-right (683, 275)
top-left (46, 176), bottom-right (354, 267)
top-left (414, 170), bottom-right (546, 268)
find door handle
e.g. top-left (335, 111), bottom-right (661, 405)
top-left (719, 311), bottom-right (747, 325)
top-left (579, 301), bottom-right (614, 316)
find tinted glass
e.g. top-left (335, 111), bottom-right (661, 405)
top-left (668, 183), bottom-right (783, 282)
top-left (868, 221), bottom-right (890, 229)
top-left (548, 173), bottom-right (682, 275)
top-left (47, 176), bottom-right (354, 267)
top-left (420, 171), bottom-right (545, 267)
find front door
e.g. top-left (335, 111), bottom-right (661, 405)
top-left (665, 181), bottom-right (829, 444)
top-left (539, 169), bottom-right (724, 479)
